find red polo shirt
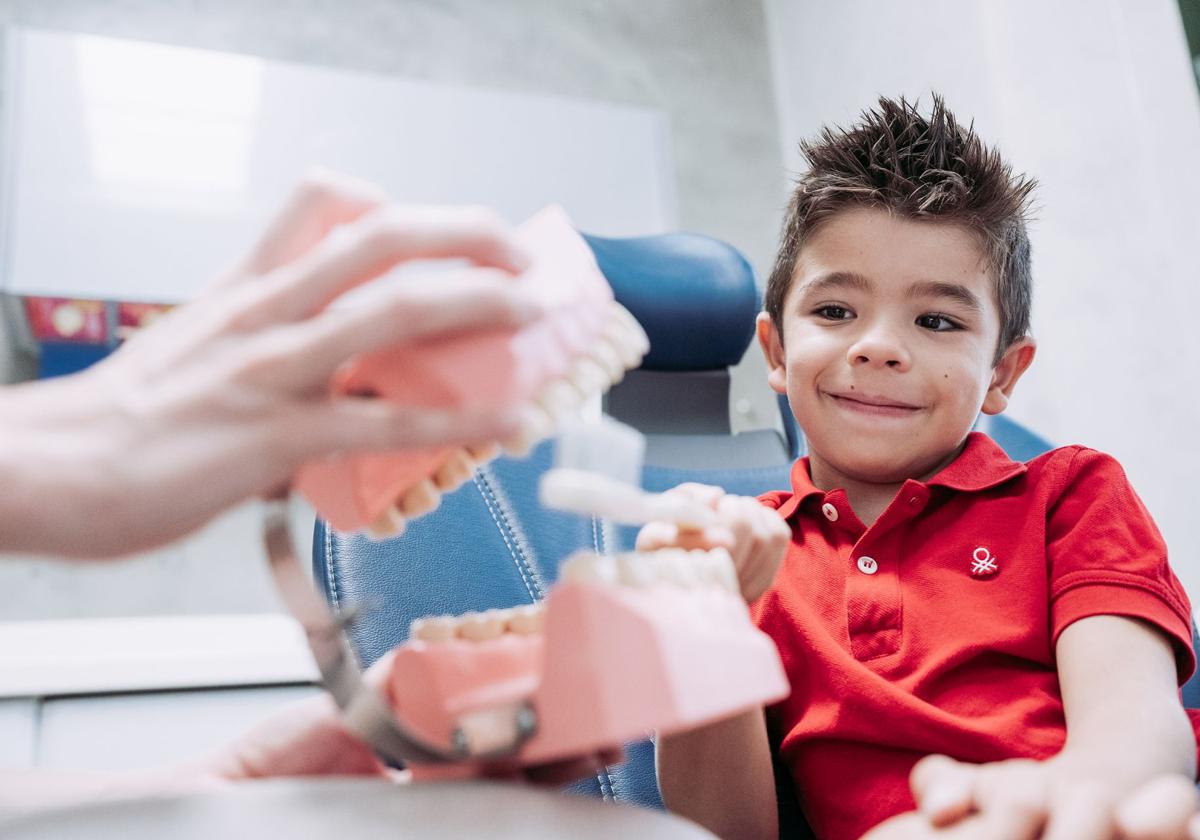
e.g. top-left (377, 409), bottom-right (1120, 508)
top-left (753, 432), bottom-right (1195, 840)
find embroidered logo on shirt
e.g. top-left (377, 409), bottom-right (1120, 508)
top-left (970, 546), bottom-right (998, 577)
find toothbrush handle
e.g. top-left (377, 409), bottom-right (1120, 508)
top-left (539, 469), bottom-right (715, 528)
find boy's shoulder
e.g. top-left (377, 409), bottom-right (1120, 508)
top-left (1017, 442), bottom-right (1132, 491)
top-left (755, 439), bottom-right (1134, 512)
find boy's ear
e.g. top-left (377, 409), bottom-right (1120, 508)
top-left (981, 337), bottom-right (1036, 415)
top-left (756, 312), bottom-right (788, 395)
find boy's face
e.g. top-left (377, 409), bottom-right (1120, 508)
top-left (757, 207), bottom-right (1035, 486)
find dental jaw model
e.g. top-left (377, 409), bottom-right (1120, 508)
top-left (292, 205), bottom-right (649, 538)
top-left (390, 543), bottom-right (789, 772)
top-left (265, 215), bottom-right (785, 771)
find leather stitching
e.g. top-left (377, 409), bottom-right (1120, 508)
top-left (474, 465), bottom-right (545, 603)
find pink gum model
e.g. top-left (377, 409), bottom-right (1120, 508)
top-left (293, 206), bottom-right (649, 536)
top-left (388, 548), bottom-right (790, 776)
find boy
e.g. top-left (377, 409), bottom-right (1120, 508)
top-left (642, 96), bottom-right (1197, 840)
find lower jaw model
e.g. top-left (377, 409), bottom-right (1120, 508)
top-left (390, 547), bottom-right (790, 775)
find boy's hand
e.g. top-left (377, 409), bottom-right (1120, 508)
top-left (864, 755), bottom-right (1200, 840)
top-left (635, 482), bottom-right (790, 603)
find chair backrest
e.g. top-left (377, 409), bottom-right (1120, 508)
top-left (313, 230), bottom-right (795, 808)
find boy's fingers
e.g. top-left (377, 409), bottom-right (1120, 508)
top-left (257, 204), bottom-right (532, 323)
top-left (912, 755), bottom-right (976, 827)
top-left (1115, 775), bottom-right (1199, 839)
top-left (665, 483), bottom-right (726, 509)
top-left (1040, 781), bottom-right (1113, 840)
top-left (716, 495), bottom-right (756, 564)
top-left (228, 169), bottom-right (388, 285)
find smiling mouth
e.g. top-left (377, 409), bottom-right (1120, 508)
top-left (825, 392), bottom-right (923, 417)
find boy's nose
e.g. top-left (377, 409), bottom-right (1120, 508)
top-left (846, 331), bottom-right (911, 371)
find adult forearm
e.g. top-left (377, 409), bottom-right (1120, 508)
top-left (656, 707), bottom-right (777, 840)
top-left (0, 377), bottom-right (116, 556)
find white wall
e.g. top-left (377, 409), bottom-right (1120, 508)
top-left (766, 0), bottom-right (1200, 602)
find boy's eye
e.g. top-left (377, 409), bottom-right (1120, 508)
top-left (916, 313), bottom-right (962, 332)
top-left (814, 305), bottom-right (853, 321)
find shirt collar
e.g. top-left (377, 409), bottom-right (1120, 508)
top-left (924, 431), bottom-right (1027, 492)
top-left (773, 431), bottom-right (1027, 521)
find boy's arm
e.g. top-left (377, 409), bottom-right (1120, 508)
top-left (898, 614), bottom-right (1194, 837)
top-left (657, 707), bottom-right (778, 840)
top-left (1051, 613), bottom-right (1195, 786)
top-left (643, 486), bottom-right (792, 840)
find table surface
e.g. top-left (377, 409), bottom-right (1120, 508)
top-left (0, 778), bottom-right (717, 839)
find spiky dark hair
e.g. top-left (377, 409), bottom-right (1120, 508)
top-left (764, 94), bottom-right (1037, 360)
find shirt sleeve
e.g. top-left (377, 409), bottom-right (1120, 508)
top-left (1047, 447), bottom-right (1195, 684)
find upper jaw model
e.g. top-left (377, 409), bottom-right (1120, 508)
top-left (293, 205), bottom-right (649, 538)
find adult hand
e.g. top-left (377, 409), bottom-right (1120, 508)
top-left (207, 652), bottom-right (620, 789)
top-left (0, 171), bottom-right (541, 558)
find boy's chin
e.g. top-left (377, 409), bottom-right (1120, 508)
top-left (822, 445), bottom-right (949, 486)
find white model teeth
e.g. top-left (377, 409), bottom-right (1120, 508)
top-left (506, 604), bottom-right (545, 635)
top-left (570, 357), bottom-right (610, 396)
top-left (366, 505), bottom-right (407, 540)
top-left (609, 302), bottom-right (650, 358)
top-left (559, 550), bottom-right (619, 585)
top-left (409, 614), bottom-right (456, 642)
top-left (399, 478), bottom-right (442, 517)
top-left (559, 548), bottom-right (739, 593)
top-left (466, 441), bottom-right (501, 464)
top-left (409, 605), bottom-right (546, 643)
top-left (433, 448), bottom-right (476, 492)
top-left (591, 340), bottom-right (626, 384)
top-left (616, 552), bottom-right (656, 587)
top-left (659, 549), bottom-right (701, 588)
top-left (705, 547), bottom-right (740, 594)
top-left (500, 404), bottom-right (555, 457)
top-left (537, 378), bottom-right (585, 420)
top-left (457, 610), bottom-right (507, 641)
top-left (605, 320), bottom-right (646, 369)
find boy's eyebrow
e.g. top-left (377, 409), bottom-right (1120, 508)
top-left (907, 281), bottom-right (984, 313)
top-left (795, 271), bottom-right (873, 298)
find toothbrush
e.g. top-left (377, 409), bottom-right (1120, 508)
top-left (537, 417), bottom-right (716, 529)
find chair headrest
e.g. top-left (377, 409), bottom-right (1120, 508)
top-left (584, 232), bottom-right (759, 372)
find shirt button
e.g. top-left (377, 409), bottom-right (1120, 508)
top-left (821, 503), bottom-right (839, 522)
top-left (856, 556), bottom-right (878, 575)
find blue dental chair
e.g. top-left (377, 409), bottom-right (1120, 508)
top-left (311, 231), bottom-right (1200, 828)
